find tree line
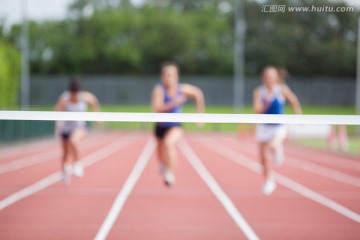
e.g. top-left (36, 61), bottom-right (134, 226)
top-left (1, 0), bottom-right (358, 77)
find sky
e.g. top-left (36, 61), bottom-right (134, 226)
top-left (0, 0), bottom-right (73, 26)
top-left (0, 0), bottom-right (359, 27)
top-left (0, 0), bottom-right (145, 27)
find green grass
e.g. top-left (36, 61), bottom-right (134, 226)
top-left (31, 104), bottom-right (356, 115)
top-left (296, 106), bottom-right (356, 115)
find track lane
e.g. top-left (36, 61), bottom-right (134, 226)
top-left (0, 133), bottom-right (146, 240)
top-left (0, 131), bottom-right (113, 163)
top-left (190, 134), bottom-right (359, 239)
top-left (104, 136), bottom-right (249, 240)
top-left (0, 139), bottom-right (57, 164)
top-left (188, 134), bottom-right (360, 239)
top-left (0, 131), bottom-right (121, 175)
top-left (220, 135), bottom-right (360, 213)
top-left (0, 132), bottom-right (125, 201)
top-left (95, 138), bottom-right (156, 240)
top-left (1, 131), bottom-right (359, 240)
top-left (235, 134), bottom-right (360, 175)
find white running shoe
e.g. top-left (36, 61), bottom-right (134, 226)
top-left (262, 179), bottom-right (276, 196)
top-left (274, 146), bottom-right (284, 167)
top-left (164, 171), bottom-right (175, 187)
top-left (73, 162), bottom-right (84, 178)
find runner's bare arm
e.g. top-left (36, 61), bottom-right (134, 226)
top-left (181, 84), bottom-right (205, 114)
top-left (84, 92), bottom-right (101, 112)
top-left (54, 96), bottom-right (66, 111)
top-left (282, 85), bottom-right (302, 114)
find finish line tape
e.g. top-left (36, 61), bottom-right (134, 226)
top-left (0, 111), bottom-right (359, 125)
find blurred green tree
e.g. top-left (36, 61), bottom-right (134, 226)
top-left (4, 0), bottom-right (358, 77)
top-left (0, 39), bottom-right (20, 108)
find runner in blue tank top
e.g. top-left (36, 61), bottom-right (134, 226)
top-left (253, 66), bottom-right (302, 195)
top-left (151, 62), bottom-right (205, 186)
top-left (157, 83), bottom-right (183, 127)
top-left (55, 78), bottom-right (101, 184)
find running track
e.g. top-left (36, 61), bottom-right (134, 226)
top-left (0, 130), bottom-right (359, 240)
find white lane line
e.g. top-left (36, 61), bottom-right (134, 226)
top-left (0, 139), bottom-right (55, 158)
top-left (198, 138), bottom-right (360, 224)
top-left (179, 140), bottom-right (260, 240)
top-left (229, 135), bottom-right (360, 172)
top-left (0, 131), bottom-right (109, 159)
top-left (286, 148), bottom-right (360, 172)
top-left (226, 137), bottom-right (360, 188)
top-left (0, 149), bottom-right (60, 175)
top-left (0, 133), bottom-right (118, 175)
top-left (94, 138), bottom-right (156, 240)
top-left (285, 157), bottom-right (360, 188)
top-left (275, 174), bottom-right (360, 223)
top-left (0, 135), bottom-right (139, 211)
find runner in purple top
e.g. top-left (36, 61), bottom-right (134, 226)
top-left (151, 62), bottom-right (205, 186)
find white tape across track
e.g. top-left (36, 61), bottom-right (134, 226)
top-left (1, 111), bottom-right (360, 125)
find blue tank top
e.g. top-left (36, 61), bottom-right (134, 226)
top-left (158, 84), bottom-right (182, 127)
top-left (260, 84), bottom-right (285, 125)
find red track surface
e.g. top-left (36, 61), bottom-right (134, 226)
top-left (0, 131), bottom-right (359, 240)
